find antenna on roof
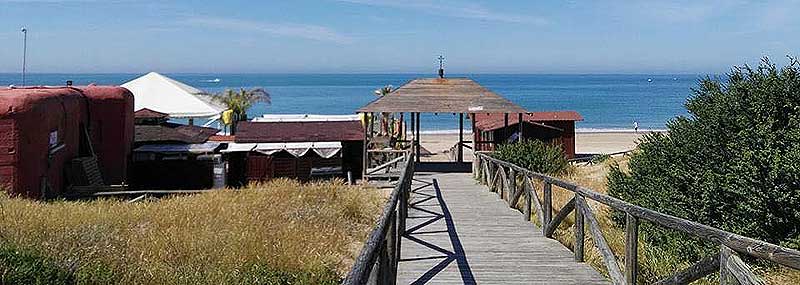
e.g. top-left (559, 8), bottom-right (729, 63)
top-left (437, 55), bottom-right (445, 79)
top-left (21, 27), bottom-right (27, 86)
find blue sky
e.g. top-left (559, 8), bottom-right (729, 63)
top-left (1, 0), bottom-right (798, 73)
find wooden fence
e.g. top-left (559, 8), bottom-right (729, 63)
top-left (474, 152), bottom-right (800, 285)
top-left (343, 153), bottom-right (415, 285)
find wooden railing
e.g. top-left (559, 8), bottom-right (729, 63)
top-left (474, 152), bottom-right (800, 285)
top-left (343, 153), bottom-right (415, 285)
top-left (366, 149), bottom-right (407, 174)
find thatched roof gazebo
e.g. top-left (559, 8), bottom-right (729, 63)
top-left (358, 76), bottom-right (528, 171)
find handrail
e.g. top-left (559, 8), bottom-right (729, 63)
top-left (343, 153), bottom-right (415, 285)
top-left (474, 152), bottom-right (799, 285)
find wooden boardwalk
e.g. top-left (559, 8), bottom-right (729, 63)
top-left (397, 172), bottom-right (607, 284)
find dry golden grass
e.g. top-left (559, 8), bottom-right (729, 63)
top-left (0, 179), bottom-right (384, 284)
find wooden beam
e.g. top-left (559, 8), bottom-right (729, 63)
top-left (544, 197), bottom-right (575, 238)
top-left (578, 196), bottom-right (624, 284)
top-left (575, 194), bottom-right (585, 262)
top-left (653, 254), bottom-right (718, 285)
top-left (524, 176), bottom-right (545, 226)
top-left (625, 213), bottom-right (639, 285)
top-left (400, 112), bottom-right (405, 143)
top-left (518, 113), bottom-right (523, 142)
top-left (524, 179), bottom-right (532, 222)
top-left (507, 168), bottom-right (516, 204)
top-left (504, 113), bottom-right (509, 142)
top-left (415, 113), bottom-right (421, 163)
top-left (367, 156), bottom-right (406, 175)
top-left (543, 180), bottom-right (553, 233)
top-left (458, 113), bottom-right (464, 163)
top-left (721, 245), bottom-right (766, 285)
top-left (471, 113), bottom-right (477, 152)
top-left (363, 118), bottom-right (369, 179)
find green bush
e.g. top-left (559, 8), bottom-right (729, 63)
top-left (608, 58), bottom-right (800, 262)
top-left (0, 245), bottom-right (74, 285)
top-left (492, 140), bottom-right (570, 175)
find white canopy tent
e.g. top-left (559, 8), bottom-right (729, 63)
top-left (122, 72), bottom-right (225, 119)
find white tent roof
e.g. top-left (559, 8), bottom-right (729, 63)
top-left (122, 72), bottom-right (225, 118)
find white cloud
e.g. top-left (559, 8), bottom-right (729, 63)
top-left (337, 0), bottom-right (548, 25)
top-left (181, 16), bottom-right (352, 44)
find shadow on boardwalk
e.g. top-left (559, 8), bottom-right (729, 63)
top-left (402, 176), bottom-right (476, 284)
top-left (397, 172), bottom-right (607, 285)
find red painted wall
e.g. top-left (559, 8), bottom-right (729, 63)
top-left (82, 86), bottom-right (134, 185)
top-left (0, 86), bottom-right (133, 198)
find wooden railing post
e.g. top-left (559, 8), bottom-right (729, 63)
top-left (386, 212), bottom-right (397, 284)
top-left (377, 241), bottom-right (391, 285)
top-left (625, 213), bottom-right (638, 285)
top-left (524, 178), bottom-right (532, 221)
top-left (543, 180), bottom-right (552, 235)
top-left (575, 194), bottom-right (585, 262)
top-left (508, 168), bottom-right (516, 205)
top-left (720, 245), bottom-right (734, 285)
top-left (720, 245), bottom-right (766, 285)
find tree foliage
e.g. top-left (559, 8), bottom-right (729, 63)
top-left (607, 58), bottom-right (800, 260)
top-left (214, 88), bottom-right (270, 123)
top-left (492, 140), bottom-right (570, 175)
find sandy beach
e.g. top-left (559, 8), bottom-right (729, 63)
top-left (413, 131), bottom-right (654, 162)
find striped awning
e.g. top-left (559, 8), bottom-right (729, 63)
top-left (221, 141), bottom-right (342, 158)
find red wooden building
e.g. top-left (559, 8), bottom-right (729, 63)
top-left (130, 108), bottom-right (223, 190)
top-left (224, 117), bottom-right (365, 185)
top-left (473, 111), bottom-right (583, 158)
top-left (0, 86), bottom-right (134, 198)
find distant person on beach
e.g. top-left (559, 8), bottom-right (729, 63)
top-left (633, 121), bottom-right (639, 133)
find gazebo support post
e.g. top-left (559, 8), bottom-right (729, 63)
top-left (369, 112), bottom-right (375, 138)
top-left (504, 113), bottom-right (509, 143)
top-left (415, 113), bottom-right (421, 163)
top-left (471, 113), bottom-right (477, 152)
top-left (410, 112), bottom-right (415, 145)
top-left (518, 113), bottom-right (524, 142)
top-left (400, 112), bottom-right (405, 143)
top-left (362, 113), bottom-right (369, 180)
top-left (458, 113), bottom-right (464, 163)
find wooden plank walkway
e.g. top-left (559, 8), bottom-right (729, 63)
top-left (398, 172), bottom-right (608, 284)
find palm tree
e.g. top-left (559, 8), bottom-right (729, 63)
top-left (374, 85), bottom-right (393, 136)
top-left (214, 88), bottom-right (270, 134)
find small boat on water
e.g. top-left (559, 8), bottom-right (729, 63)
top-left (204, 78), bottom-right (221, 83)
top-left (647, 78), bottom-right (653, 82)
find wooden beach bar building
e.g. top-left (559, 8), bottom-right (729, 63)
top-left (473, 111), bottom-right (583, 158)
top-left (358, 75), bottom-right (528, 175)
top-left (223, 115), bottom-right (365, 185)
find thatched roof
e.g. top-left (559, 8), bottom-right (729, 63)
top-left (358, 78), bottom-right (527, 114)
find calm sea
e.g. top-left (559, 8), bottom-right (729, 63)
top-left (0, 73), bottom-right (703, 132)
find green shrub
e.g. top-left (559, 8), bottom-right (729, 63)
top-left (492, 140), bottom-right (570, 175)
top-left (590, 153), bottom-right (612, 164)
top-left (0, 245), bottom-right (74, 285)
top-left (608, 58), bottom-right (800, 262)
